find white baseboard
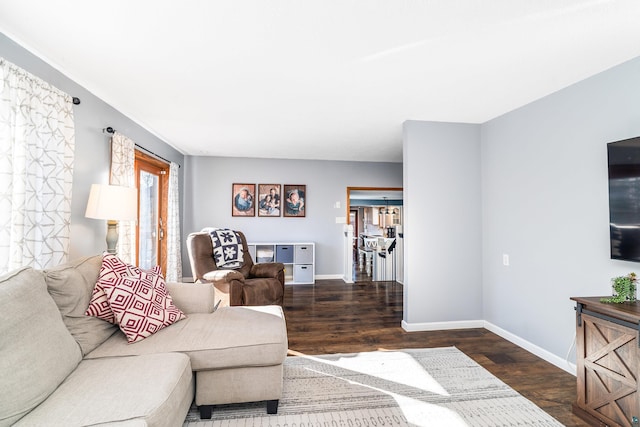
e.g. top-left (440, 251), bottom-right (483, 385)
top-left (401, 319), bottom-right (484, 332)
top-left (401, 319), bottom-right (577, 376)
top-left (304, 274), bottom-right (401, 284)
top-left (483, 321), bottom-right (576, 375)
top-left (315, 274), bottom-right (343, 280)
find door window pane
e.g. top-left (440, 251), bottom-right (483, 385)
top-left (139, 170), bottom-right (159, 269)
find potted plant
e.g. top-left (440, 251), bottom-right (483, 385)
top-left (601, 272), bottom-right (637, 303)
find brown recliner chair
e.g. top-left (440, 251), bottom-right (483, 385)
top-left (187, 231), bottom-right (285, 307)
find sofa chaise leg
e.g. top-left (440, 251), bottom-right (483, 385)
top-left (199, 405), bottom-right (213, 419)
top-left (267, 399), bottom-right (279, 414)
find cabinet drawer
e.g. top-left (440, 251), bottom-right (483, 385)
top-left (294, 264), bottom-right (313, 283)
top-left (276, 245), bottom-right (294, 263)
top-left (295, 245), bottom-right (313, 264)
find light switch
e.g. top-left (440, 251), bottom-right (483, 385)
top-left (502, 254), bottom-right (510, 266)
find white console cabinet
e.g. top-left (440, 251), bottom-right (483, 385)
top-left (247, 242), bottom-right (315, 284)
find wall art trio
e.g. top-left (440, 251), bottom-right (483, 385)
top-left (232, 183), bottom-right (306, 218)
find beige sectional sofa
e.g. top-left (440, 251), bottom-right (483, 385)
top-left (0, 255), bottom-right (288, 426)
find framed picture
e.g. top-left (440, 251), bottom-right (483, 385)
top-left (283, 185), bottom-right (306, 217)
top-left (258, 184), bottom-right (281, 217)
top-left (232, 183), bottom-right (256, 217)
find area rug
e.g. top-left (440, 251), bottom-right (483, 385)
top-left (183, 346), bottom-right (562, 426)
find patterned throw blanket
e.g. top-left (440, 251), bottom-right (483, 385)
top-left (204, 228), bottom-right (245, 269)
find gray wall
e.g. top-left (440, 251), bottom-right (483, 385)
top-left (481, 56), bottom-right (640, 363)
top-left (402, 121), bottom-right (483, 325)
top-left (402, 55), bottom-right (640, 365)
top-left (182, 156), bottom-right (403, 277)
top-left (0, 33), bottom-right (185, 260)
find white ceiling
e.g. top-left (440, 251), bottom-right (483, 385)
top-left (1, 1), bottom-right (640, 163)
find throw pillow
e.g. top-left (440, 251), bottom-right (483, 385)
top-left (85, 253), bottom-right (161, 324)
top-left (103, 270), bottom-right (186, 343)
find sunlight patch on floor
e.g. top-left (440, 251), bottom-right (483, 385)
top-left (298, 351), bottom-right (470, 426)
top-left (301, 350), bottom-right (450, 395)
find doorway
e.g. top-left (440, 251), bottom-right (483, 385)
top-left (134, 150), bottom-right (169, 274)
top-left (346, 187), bottom-right (403, 283)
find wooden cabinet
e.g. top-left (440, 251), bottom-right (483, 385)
top-left (570, 296), bottom-right (640, 427)
top-left (247, 242), bottom-right (315, 285)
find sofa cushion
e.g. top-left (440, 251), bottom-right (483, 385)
top-left (0, 267), bottom-right (82, 427)
top-left (86, 305), bottom-right (288, 371)
top-left (13, 353), bottom-right (194, 427)
top-left (104, 271), bottom-right (186, 343)
top-left (43, 255), bottom-right (119, 355)
top-left (85, 253), bottom-right (161, 324)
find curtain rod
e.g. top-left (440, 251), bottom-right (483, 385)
top-left (103, 127), bottom-right (181, 168)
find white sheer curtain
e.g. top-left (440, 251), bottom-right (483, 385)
top-left (165, 162), bottom-right (182, 281)
top-left (109, 132), bottom-right (136, 264)
top-left (0, 58), bottom-right (75, 274)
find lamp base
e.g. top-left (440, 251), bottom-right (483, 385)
top-left (106, 220), bottom-right (119, 254)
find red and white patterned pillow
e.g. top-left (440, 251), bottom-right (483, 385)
top-left (85, 253), bottom-right (161, 324)
top-left (102, 270), bottom-right (186, 343)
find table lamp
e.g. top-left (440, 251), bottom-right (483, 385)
top-left (85, 184), bottom-right (138, 254)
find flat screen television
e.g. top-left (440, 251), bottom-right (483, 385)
top-left (608, 136), bottom-right (640, 262)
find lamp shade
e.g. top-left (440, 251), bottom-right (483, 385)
top-left (85, 184), bottom-right (138, 221)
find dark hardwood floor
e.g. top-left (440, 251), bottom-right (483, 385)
top-left (282, 278), bottom-right (588, 427)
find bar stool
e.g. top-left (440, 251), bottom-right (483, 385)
top-left (361, 238), bottom-right (378, 276)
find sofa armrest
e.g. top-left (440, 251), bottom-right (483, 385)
top-left (250, 262), bottom-right (285, 279)
top-left (165, 282), bottom-right (216, 314)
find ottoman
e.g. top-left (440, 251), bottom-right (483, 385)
top-left (191, 305), bottom-right (288, 418)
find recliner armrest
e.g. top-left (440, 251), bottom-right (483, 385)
top-left (250, 262), bottom-right (285, 279)
top-left (165, 282), bottom-right (216, 314)
top-left (203, 269), bottom-right (245, 283)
